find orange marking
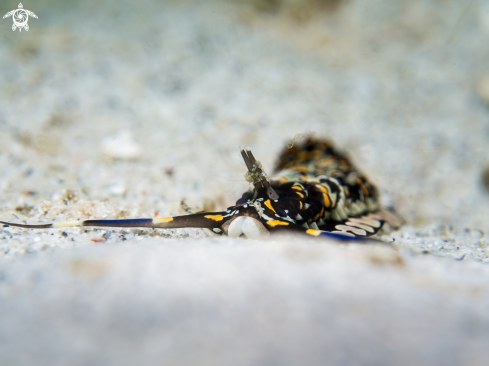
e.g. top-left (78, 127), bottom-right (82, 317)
top-left (90, 237), bottom-right (106, 243)
top-left (264, 200), bottom-right (276, 213)
top-left (316, 184), bottom-right (327, 193)
top-left (322, 193), bottom-right (331, 207)
top-left (306, 229), bottom-right (321, 236)
top-left (344, 186), bottom-right (349, 196)
top-left (153, 217), bottom-right (174, 224)
top-left (266, 220), bottom-right (289, 227)
top-left (204, 215), bottom-right (223, 221)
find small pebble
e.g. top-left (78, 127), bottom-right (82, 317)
top-left (100, 130), bottom-right (142, 160)
top-left (90, 238), bottom-right (106, 243)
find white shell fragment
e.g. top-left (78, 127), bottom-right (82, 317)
top-left (101, 130), bottom-right (142, 159)
top-left (241, 217), bottom-right (269, 239)
top-left (227, 216), bottom-right (269, 239)
top-left (228, 216), bottom-right (246, 238)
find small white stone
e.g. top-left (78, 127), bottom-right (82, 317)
top-left (106, 183), bottom-right (126, 196)
top-left (101, 130), bottom-right (142, 159)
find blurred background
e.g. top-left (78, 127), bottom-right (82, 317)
top-left (1, 0), bottom-right (489, 365)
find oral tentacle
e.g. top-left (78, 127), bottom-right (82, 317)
top-left (0, 211), bottom-right (233, 231)
top-left (240, 147), bottom-right (279, 200)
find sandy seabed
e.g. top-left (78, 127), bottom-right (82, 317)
top-left (1, 0), bottom-right (489, 365)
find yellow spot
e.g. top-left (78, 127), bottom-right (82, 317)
top-left (264, 200), bottom-right (276, 213)
top-left (295, 191), bottom-right (304, 199)
top-left (153, 217), bottom-right (174, 224)
top-left (205, 215), bottom-right (223, 221)
top-left (344, 186), bottom-right (349, 196)
top-left (306, 229), bottom-right (321, 236)
top-left (316, 184), bottom-right (327, 193)
top-left (53, 221), bottom-right (82, 228)
top-left (292, 186), bottom-right (302, 190)
top-left (266, 220), bottom-right (289, 227)
top-left (322, 193), bottom-right (331, 207)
